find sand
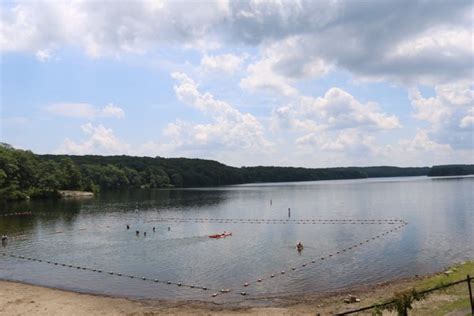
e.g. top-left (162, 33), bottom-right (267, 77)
top-left (0, 277), bottom-right (432, 315)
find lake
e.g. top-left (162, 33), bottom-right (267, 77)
top-left (0, 176), bottom-right (473, 302)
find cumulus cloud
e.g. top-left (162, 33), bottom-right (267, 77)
top-left (56, 123), bottom-right (130, 155)
top-left (240, 37), bottom-right (330, 96)
top-left (266, 86), bottom-right (401, 159)
top-left (296, 129), bottom-right (378, 155)
top-left (271, 87), bottom-right (400, 136)
top-left (35, 49), bottom-right (53, 62)
top-left (409, 83), bottom-right (474, 149)
top-left (460, 108), bottom-right (474, 129)
top-left (1, 0), bottom-right (472, 84)
top-left (0, 1), bottom-right (230, 57)
top-left (200, 53), bottom-right (245, 74)
top-left (45, 102), bottom-right (125, 119)
top-left (398, 129), bottom-right (452, 152)
top-left (169, 72), bottom-right (272, 152)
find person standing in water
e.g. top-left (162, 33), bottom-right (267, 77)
top-left (296, 241), bottom-right (303, 252)
top-left (1, 235), bottom-right (8, 247)
top-left (288, 208), bottom-right (291, 218)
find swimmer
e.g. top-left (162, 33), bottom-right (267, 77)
top-left (136, 230), bottom-right (139, 236)
top-left (168, 227), bottom-right (171, 231)
top-left (153, 227), bottom-right (156, 232)
top-left (126, 224), bottom-right (130, 230)
top-left (144, 232), bottom-right (147, 237)
top-left (296, 241), bottom-right (304, 252)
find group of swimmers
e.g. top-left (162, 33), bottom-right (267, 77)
top-left (127, 224), bottom-right (170, 237)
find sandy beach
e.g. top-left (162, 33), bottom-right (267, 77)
top-left (1, 261), bottom-right (472, 315)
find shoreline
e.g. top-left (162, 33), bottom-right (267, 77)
top-left (2, 261), bottom-right (472, 315)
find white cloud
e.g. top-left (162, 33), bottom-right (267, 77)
top-left (240, 36), bottom-right (330, 96)
top-left (0, 1), bottom-right (230, 57)
top-left (100, 103), bottom-right (125, 119)
top-left (200, 53), bottom-right (245, 74)
top-left (2, 1), bottom-right (471, 84)
top-left (305, 88), bottom-right (400, 130)
top-left (267, 86), bottom-right (401, 160)
top-left (35, 49), bottom-right (53, 62)
top-left (168, 72), bottom-right (272, 153)
top-left (45, 102), bottom-right (125, 119)
top-left (56, 123), bottom-right (130, 155)
top-left (409, 88), bottom-right (451, 124)
top-left (460, 108), bottom-right (474, 129)
top-left (271, 87), bottom-right (400, 137)
top-left (296, 129), bottom-right (377, 155)
top-left (409, 83), bottom-right (474, 149)
top-left (398, 129), bottom-right (452, 152)
top-left (240, 58), bottom-right (298, 96)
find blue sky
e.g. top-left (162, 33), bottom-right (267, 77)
top-left (1, 0), bottom-right (473, 167)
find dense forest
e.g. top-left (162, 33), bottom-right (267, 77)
top-left (1, 144), bottom-right (472, 201)
top-left (428, 165), bottom-right (474, 177)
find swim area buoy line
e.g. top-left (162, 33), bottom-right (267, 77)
top-left (0, 214), bottom-right (407, 298)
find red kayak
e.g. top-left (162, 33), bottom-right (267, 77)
top-left (209, 232), bottom-right (232, 238)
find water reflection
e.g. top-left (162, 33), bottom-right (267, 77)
top-left (0, 176), bottom-right (472, 301)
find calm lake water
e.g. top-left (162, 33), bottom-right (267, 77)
top-left (0, 176), bottom-right (473, 302)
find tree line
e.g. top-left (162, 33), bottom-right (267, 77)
top-left (0, 144), bottom-right (472, 201)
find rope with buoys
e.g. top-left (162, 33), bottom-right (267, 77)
top-left (237, 221), bottom-right (408, 295)
top-left (0, 252), bottom-right (230, 297)
top-left (145, 217), bottom-right (405, 225)
top-left (1, 216), bottom-right (408, 298)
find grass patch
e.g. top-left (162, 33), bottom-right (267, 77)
top-left (415, 261), bottom-right (474, 289)
top-left (406, 261), bottom-right (473, 315)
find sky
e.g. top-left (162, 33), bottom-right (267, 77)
top-left (0, 0), bottom-right (473, 168)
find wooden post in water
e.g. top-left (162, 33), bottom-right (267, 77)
top-left (468, 275), bottom-right (474, 316)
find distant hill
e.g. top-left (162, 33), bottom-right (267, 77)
top-left (0, 145), bottom-right (472, 201)
top-left (428, 165), bottom-right (474, 177)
